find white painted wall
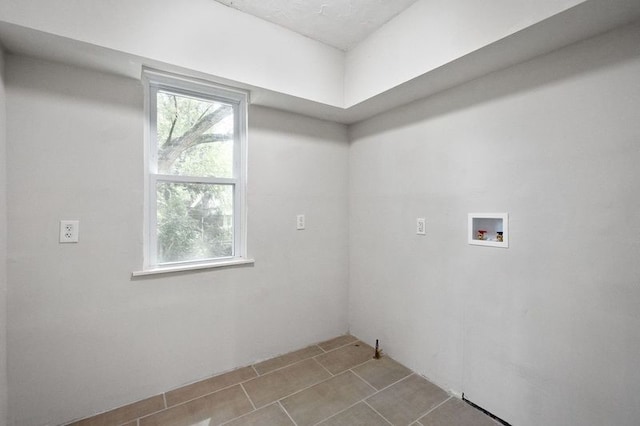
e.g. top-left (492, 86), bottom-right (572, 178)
top-left (349, 22), bottom-right (640, 426)
top-left (5, 55), bottom-right (349, 426)
top-left (0, 46), bottom-right (8, 426)
top-left (344, 0), bottom-right (586, 106)
top-left (0, 0), bottom-right (344, 107)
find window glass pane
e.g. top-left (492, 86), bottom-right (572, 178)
top-left (156, 91), bottom-right (234, 178)
top-left (156, 182), bottom-right (234, 263)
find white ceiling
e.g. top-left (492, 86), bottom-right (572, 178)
top-left (2, 0), bottom-right (639, 123)
top-left (214, 0), bottom-right (420, 51)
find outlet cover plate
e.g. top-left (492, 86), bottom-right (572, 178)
top-left (59, 220), bottom-right (79, 243)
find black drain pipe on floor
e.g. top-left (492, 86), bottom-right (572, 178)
top-left (373, 339), bottom-right (382, 359)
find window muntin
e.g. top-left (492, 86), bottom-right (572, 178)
top-left (144, 70), bottom-right (247, 269)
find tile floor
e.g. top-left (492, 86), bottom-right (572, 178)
top-left (68, 335), bottom-right (499, 426)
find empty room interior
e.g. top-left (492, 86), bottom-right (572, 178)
top-left (0, 0), bottom-right (639, 425)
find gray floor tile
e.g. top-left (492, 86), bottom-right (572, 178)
top-left (317, 402), bottom-right (390, 426)
top-left (315, 341), bottom-right (374, 374)
top-left (254, 345), bottom-right (324, 375)
top-left (243, 358), bottom-right (331, 408)
top-left (418, 398), bottom-right (497, 426)
top-left (281, 371), bottom-right (375, 426)
top-left (224, 403), bottom-right (294, 426)
top-left (140, 385), bottom-right (253, 426)
top-left (73, 336), bottom-right (470, 426)
top-left (165, 366), bottom-right (257, 407)
top-left (318, 335), bottom-right (358, 351)
top-left (352, 356), bottom-right (412, 390)
top-left (366, 374), bottom-right (449, 425)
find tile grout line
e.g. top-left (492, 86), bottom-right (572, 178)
top-left (258, 350), bottom-right (382, 410)
top-left (310, 348), bottom-right (376, 380)
top-left (349, 368), bottom-right (378, 392)
top-left (309, 358), bottom-right (411, 426)
top-left (317, 336), bottom-right (358, 352)
top-left (268, 354), bottom-right (414, 424)
top-left (164, 367), bottom-right (254, 399)
top-left (150, 369), bottom-right (259, 413)
top-left (163, 349), bottom-right (320, 411)
top-left (313, 394), bottom-right (386, 426)
top-left (144, 382), bottom-right (251, 419)
top-left (310, 370), bottom-right (414, 426)
top-left (240, 383), bottom-right (257, 411)
top-left (253, 347), bottom-right (322, 376)
top-left (218, 404), bottom-right (264, 426)
top-left (218, 405), bottom-right (261, 426)
top-left (133, 401), bottom-right (175, 424)
top-left (73, 337), bottom-right (387, 425)
top-left (369, 371), bottom-right (415, 395)
top-left (67, 337), bottom-right (360, 425)
top-left (250, 355), bottom-right (323, 379)
top-left (313, 357), bottom-right (336, 377)
top-left (217, 402), bottom-right (272, 426)
top-left (304, 365), bottom-right (396, 426)
top-left (138, 367), bottom-right (413, 426)
top-left (340, 358), bottom-right (382, 378)
top-left (107, 359), bottom-right (411, 426)
top-left (156, 358), bottom-right (324, 417)
top-left (363, 399), bottom-right (394, 426)
top-left (310, 399), bottom-right (363, 426)
top-left (87, 356), bottom-right (468, 426)
top-left (323, 360), bottom-right (413, 401)
top-left (316, 338), bottom-right (360, 353)
top-left (411, 395), bottom-right (452, 424)
top-left (278, 401), bottom-right (299, 426)
top-left (161, 386), bottom-right (233, 412)
top-left (273, 370), bottom-right (355, 407)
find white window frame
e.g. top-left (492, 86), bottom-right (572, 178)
top-left (134, 69), bottom-right (252, 276)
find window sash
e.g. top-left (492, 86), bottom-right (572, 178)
top-left (150, 178), bottom-right (236, 265)
top-left (147, 84), bottom-right (240, 178)
top-left (143, 68), bottom-right (248, 270)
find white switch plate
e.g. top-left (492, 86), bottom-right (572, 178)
top-left (417, 218), bottom-right (426, 235)
top-left (296, 214), bottom-right (305, 230)
top-left (60, 220), bottom-right (79, 243)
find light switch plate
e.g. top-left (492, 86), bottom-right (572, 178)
top-left (417, 218), bottom-right (426, 235)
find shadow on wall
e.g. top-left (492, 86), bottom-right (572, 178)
top-left (351, 22), bottom-right (640, 138)
top-left (6, 54), bottom-right (143, 110)
top-left (249, 105), bottom-right (348, 145)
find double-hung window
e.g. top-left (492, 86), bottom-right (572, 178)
top-left (141, 70), bottom-right (249, 273)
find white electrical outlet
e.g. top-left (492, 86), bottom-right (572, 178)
top-left (296, 214), bottom-right (305, 230)
top-left (417, 217), bottom-right (426, 235)
top-left (59, 220), bottom-right (79, 243)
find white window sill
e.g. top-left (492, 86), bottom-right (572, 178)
top-left (132, 258), bottom-right (255, 277)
